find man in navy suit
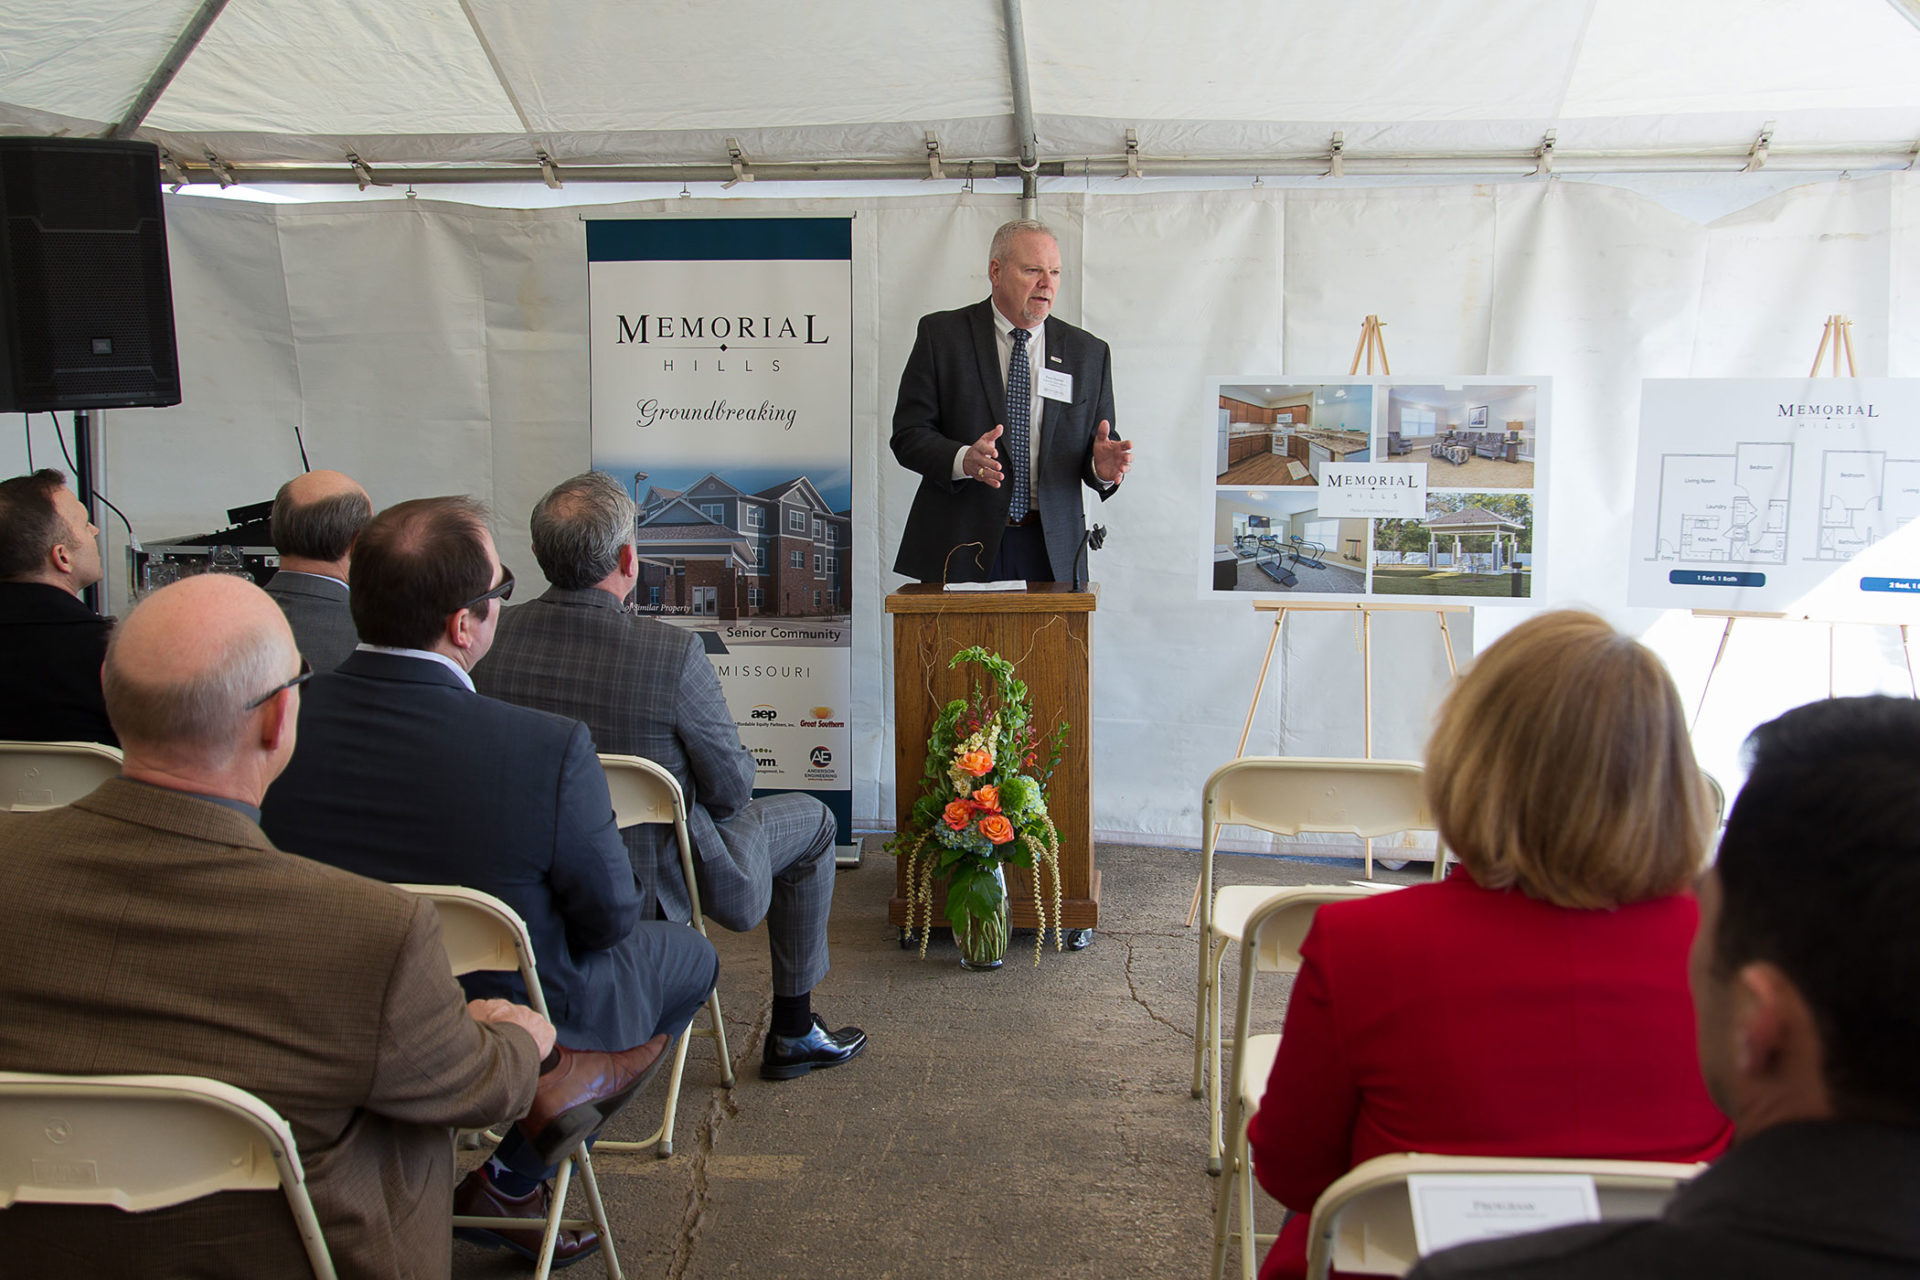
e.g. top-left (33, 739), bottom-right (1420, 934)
top-left (261, 495), bottom-right (718, 1265)
top-left (890, 219), bottom-right (1134, 583)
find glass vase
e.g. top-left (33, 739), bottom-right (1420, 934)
top-left (957, 863), bottom-right (1009, 971)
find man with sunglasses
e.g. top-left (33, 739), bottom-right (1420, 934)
top-left (262, 496), bottom-right (719, 1266)
top-left (0, 573), bottom-right (554, 1277)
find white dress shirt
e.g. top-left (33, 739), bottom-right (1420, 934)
top-left (355, 643), bottom-right (475, 691)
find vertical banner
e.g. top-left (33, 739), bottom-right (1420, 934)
top-left (587, 218), bottom-right (854, 847)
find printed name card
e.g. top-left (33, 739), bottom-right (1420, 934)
top-left (1317, 463), bottom-right (1427, 517)
top-left (1406, 1174), bottom-right (1601, 1257)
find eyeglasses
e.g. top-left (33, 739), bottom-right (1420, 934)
top-left (459, 564), bottom-right (515, 614)
top-left (245, 656), bottom-right (313, 711)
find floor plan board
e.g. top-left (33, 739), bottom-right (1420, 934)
top-left (1630, 379), bottom-right (1920, 619)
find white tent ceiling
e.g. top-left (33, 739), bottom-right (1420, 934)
top-left (4, 0), bottom-right (1920, 185)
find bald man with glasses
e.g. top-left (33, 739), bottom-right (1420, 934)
top-left (261, 496), bottom-right (718, 1265)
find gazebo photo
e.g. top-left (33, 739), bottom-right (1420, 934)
top-left (1371, 494), bottom-right (1534, 598)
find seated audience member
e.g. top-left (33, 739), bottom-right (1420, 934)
top-left (264, 468), bottom-right (372, 672)
top-left (1247, 611), bottom-right (1732, 1280)
top-left (260, 495), bottom-right (718, 1265)
top-left (1411, 694), bottom-right (1920, 1280)
top-left (0, 573), bottom-right (587, 1278)
top-left (474, 471), bottom-right (865, 1080)
top-left (0, 468), bottom-right (116, 744)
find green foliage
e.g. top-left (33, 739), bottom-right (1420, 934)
top-left (883, 644), bottom-right (1071, 964)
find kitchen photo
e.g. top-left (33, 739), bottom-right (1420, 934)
top-left (1215, 382), bottom-right (1374, 488)
top-left (1382, 383), bottom-right (1540, 489)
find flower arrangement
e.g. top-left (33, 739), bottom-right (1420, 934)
top-left (886, 645), bottom-right (1069, 966)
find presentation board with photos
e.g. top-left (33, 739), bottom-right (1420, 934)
top-left (1202, 377), bottom-right (1550, 604)
top-left (1628, 378), bottom-right (1920, 622)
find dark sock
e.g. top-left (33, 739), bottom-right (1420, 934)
top-left (485, 1158), bottom-right (542, 1198)
top-left (539, 1046), bottom-right (562, 1073)
top-left (771, 991), bottom-right (812, 1038)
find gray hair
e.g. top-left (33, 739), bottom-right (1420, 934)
top-left (530, 471), bottom-right (637, 589)
top-left (989, 219), bottom-right (1056, 264)
top-left (103, 590), bottom-right (291, 762)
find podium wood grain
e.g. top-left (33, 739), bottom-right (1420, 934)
top-left (886, 583), bottom-right (1100, 931)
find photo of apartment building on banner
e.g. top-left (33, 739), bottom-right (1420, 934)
top-left (632, 471), bottom-right (851, 622)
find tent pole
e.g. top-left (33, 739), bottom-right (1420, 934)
top-left (108, 0), bottom-right (231, 139)
top-left (1002, 0), bottom-right (1040, 216)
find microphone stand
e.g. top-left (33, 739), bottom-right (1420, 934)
top-left (1071, 523), bottom-right (1106, 591)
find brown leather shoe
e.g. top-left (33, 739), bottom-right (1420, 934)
top-left (452, 1165), bottom-right (600, 1266)
top-left (517, 1034), bottom-right (671, 1165)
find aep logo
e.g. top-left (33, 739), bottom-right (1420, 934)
top-left (751, 705), bottom-right (778, 721)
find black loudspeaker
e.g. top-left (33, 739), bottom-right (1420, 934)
top-left (0, 137), bottom-right (181, 412)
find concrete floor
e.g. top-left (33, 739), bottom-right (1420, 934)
top-left (453, 839), bottom-right (1427, 1280)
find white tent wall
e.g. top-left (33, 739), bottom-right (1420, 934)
top-left (6, 174), bottom-right (1914, 845)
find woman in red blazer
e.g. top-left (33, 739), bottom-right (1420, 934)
top-left (1247, 610), bottom-right (1733, 1280)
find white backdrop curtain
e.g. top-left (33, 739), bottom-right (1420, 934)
top-left (5, 174), bottom-right (1915, 844)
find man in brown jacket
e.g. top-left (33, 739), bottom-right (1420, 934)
top-left (0, 574), bottom-right (556, 1278)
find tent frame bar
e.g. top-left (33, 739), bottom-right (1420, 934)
top-left (151, 142), bottom-right (1920, 189)
top-left (110, 0), bottom-right (231, 139)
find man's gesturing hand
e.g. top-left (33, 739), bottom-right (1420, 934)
top-left (1092, 420), bottom-right (1133, 485)
top-left (965, 425), bottom-right (1005, 487)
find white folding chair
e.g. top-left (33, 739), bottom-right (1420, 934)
top-left (396, 884), bottom-right (625, 1280)
top-left (594, 752), bottom-right (734, 1158)
top-left (0, 1071), bottom-right (337, 1279)
top-left (0, 739), bottom-right (123, 811)
top-left (1303, 1152), bottom-right (1704, 1279)
top-left (1194, 757), bottom-right (1437, 1174)
top-left (1209, 887), bottom-right (1375, 1280)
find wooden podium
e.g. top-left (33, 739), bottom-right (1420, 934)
top-left (885, 582), bottom-right (1099, 932)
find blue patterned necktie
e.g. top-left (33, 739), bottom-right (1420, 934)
top-left (1007, 327), bottom-right (1032, 522)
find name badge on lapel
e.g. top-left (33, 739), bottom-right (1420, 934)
top-left (1038, 369), bottom-right (1074, 403)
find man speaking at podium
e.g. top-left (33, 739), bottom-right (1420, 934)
top-left (890, 219), bottom-right (1134, 583)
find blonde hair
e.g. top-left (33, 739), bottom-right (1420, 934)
top-left (1426, 610), bottom-right (1709, 909)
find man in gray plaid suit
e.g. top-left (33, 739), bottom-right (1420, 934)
top-left (475, 472), bottom-right (866, 1081)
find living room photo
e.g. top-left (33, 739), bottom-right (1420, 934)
top-left (1383, 384), bottom-right (1539, 489)
top-left (1214, 382), bottom-right (1373, 487)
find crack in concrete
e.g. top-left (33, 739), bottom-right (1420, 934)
top-left (1110, 929), bottom-right (1196, 1042)
top-left (665, 998), bottom-right (764, 1280)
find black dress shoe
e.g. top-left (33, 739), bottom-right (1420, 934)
top-left (452, 1165), bottom-right (601, 1267)
top-left (761, 1014), bottom-right (867, 1080)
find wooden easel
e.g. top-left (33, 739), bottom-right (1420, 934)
top-left (1691, 316), bottom-right (1918, 727)
top-left (1185, 601), bottom-right (1468, 926)
top-left (1349, 315), bottom-right (1392, 375)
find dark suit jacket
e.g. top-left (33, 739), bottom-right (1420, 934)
top-left (474, 587), bottom-right (767, 930)
top-left (0, 580), bottom-right (116, 745)
top-left (890, 299), bottom-right (1117, 582)
top-left (1410, 1121), bottom-right (1920, 1280)
top-left (260, 649), bottom-right (655, 1051)
top-left (1249, 874), bottom-right (1731, 1280)
top-left (263, 570), bottom-right (358, 672)
top-left (0, 778), bottom-right (539, 1280)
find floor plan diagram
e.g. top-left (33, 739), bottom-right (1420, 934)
top-left (1652, 444), bottom-right (1792, 564)
top-left (1817, 450), bottom-right (1920, 560)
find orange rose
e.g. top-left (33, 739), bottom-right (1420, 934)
top-left (955, 749), bottom-right (993, 777)
top-left (970, 785), bottom-right (1000, 812)
top-left (979, 813), bottom-right (1015, 845)
top-left (943, 800), bottom-right (973, 830)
